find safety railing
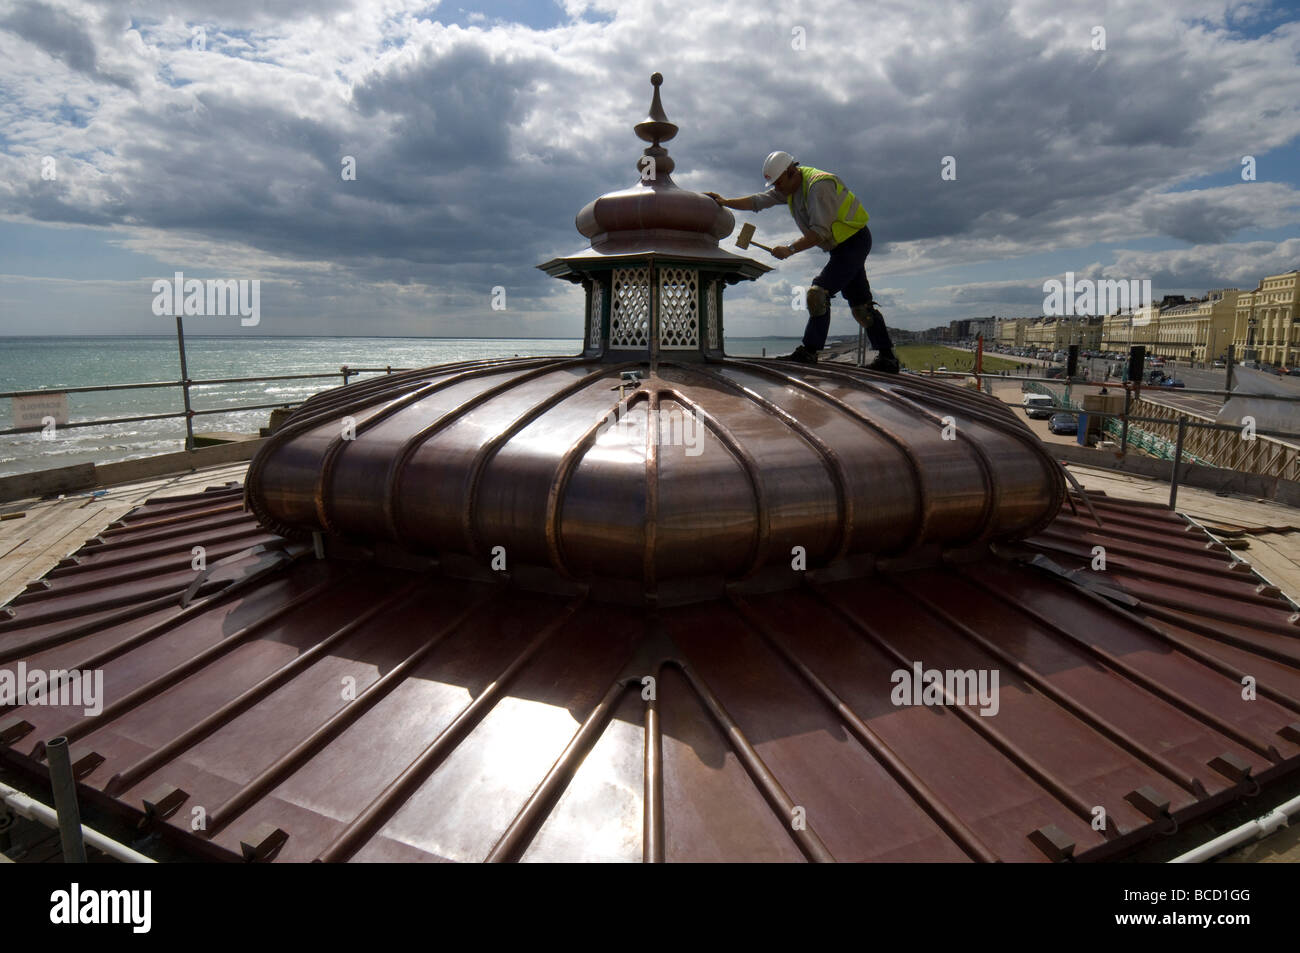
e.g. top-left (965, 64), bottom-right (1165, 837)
top-left (1, 365), bottom-right (405, 448)
top-left (1018, 380), bottom-right (1218, 466)
top-left (915, 368), bottom-right (1300, 506)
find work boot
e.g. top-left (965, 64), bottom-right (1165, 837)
top-left (779, 345), bottom-right (818, 364)
top-left (867, 353), bottom-right (900, 374)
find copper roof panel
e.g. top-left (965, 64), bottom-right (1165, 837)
top-left (3, 485), bottom-right (1300, 862)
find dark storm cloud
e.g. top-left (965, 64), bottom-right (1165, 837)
top-left (0, 1), bottom-right (137, 89)
top-left (949, 281), bottom-right (1048, 306)
top-left (1141, 193), bottom-right (1257, 244)
top-left (351, 43), bottom-right (534, 173)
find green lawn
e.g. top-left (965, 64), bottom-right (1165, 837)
top-left (893, 345), bottom-right (1022, 373)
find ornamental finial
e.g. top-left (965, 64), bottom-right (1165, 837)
top-left (634, 72), bottom-right (677, 146)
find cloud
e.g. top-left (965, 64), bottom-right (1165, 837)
top-left (0, 0), bottom-right (1297, 336)
top-left (0, 1), bottom-right (137, 89)
top-left (937, 236), bottom-right (1300, 315)
top-left (1106, 236), bottom-right (1300, 288)
top-left (945, 280), bottom-right (1050, 306)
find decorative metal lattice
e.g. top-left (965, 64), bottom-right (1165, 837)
top-left (705, 279), bottom-right (719, 350)
top-left (609, 267), bottom-right (650, 348)
top-left (658, 267), bottom-right (699, 349)
top-left (588, 282), bottom-right (604, 350)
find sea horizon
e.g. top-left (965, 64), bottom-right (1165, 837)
top-left (0, 334), bottom-right (840, 477)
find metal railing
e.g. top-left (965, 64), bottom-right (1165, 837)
top-left (8, 347), bottom-right (1300, 510)
top-left (914, 368), bottom-right (1300, 505)
top-left (1018, 380), bottom-right (1217, 466)
top-left (0, 365), bottom-right (405, 446)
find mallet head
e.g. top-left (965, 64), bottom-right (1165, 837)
top-left (735, 222), bottom-right (756, 250)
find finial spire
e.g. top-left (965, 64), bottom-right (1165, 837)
top-left (633, 72), bottom-right (677, 177)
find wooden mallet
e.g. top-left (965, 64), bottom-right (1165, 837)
top-left (734, 222), bottom-right (776, 255)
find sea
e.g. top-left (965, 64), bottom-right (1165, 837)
top-left (0, 335), bottom-right (805, 477)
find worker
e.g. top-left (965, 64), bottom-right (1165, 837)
top-left (706, 151), bottom-right (899, 372)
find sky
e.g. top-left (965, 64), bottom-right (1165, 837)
top-left (1, 0), bottom-right (1299, 339)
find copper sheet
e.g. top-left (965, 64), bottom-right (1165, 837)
top-left (243, 358), bottom-right (1066, 585)
top-left (3, 485), bottom-right (1299, 862)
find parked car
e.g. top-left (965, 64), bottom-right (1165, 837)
top-left (1287, 368), bottom-right (1300, 377)
top-left (1048, 413), bottom-right (1077, 435)
top-left (1148, 369), bottom-right (1166, 383)
top-left (1212, 360), bottom-right (1226, 368)
top-left (1158, 378), bottom-right (1185, 388)
top-left (1023, 394), bottom-right (1055, 419)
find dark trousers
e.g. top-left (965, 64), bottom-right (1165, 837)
top-left (801, 225), bottom-right (896, 356)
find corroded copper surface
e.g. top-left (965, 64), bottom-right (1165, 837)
top-left (2, 486), bottom-right (1298, 862)
top-left (242, 358), bottom-right (1066, 588)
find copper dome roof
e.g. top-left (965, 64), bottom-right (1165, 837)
top-left (245, 357), bottom-right (1064, 598)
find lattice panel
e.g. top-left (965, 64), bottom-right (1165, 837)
top-left (706, 279), bottom-right (719, 350)
top-left (609, 268), bottom-right (650, 348)
top-left (658, 267), bottom-right (699, 349)
top-left (588, 282), bottom-right (603, 350)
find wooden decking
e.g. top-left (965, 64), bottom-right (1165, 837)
top-left (0, 462), bottom-right (250, 608)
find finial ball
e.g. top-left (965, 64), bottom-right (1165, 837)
top-left (650, 72), bottom-right (663, 86)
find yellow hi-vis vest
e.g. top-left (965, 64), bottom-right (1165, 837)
top-left (787, 166), bottom-right (869, 245)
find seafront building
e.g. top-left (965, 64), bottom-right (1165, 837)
top-left (995, 316), bottom-right (1025, 348)
top-left (1156, 289), bottom-right (1239, 363)
top-left (1099, 302), bottom-right (1159, 351)
top-left (947, 317), bottom-right (996, 341)
top-left (991, 315), bottom-right (1101, 351)
top-left (1095, 271), bottom-right (1296, 365)
top-left (1234, 270), bottom-right (1299, 366)
top-left (1024, 316), bottom-right (1102, 351)
top-left (984, 271), bottom-right (1295, 365)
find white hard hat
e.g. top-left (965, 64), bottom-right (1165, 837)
top-left (762, 150), bottom-right (796, 183)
